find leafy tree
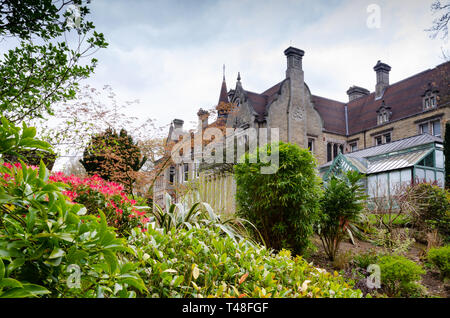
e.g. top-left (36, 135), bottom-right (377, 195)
top-left (0, 0), bottom-right (107, 123)
top-left (318, 171), bottom-right (367, 261)
top-left (445, 121), bottom-right (450, 189)
top-left (234, 141), bottom-right (322, 255)
top-left (0, 116), bottom-right (51, 158)
top-left (80, 128), bottom-right (147, 194)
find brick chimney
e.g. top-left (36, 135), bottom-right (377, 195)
top-left (374, 60), bottom-right (391, 99)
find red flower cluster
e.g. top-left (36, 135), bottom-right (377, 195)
top-left (49, 172), bottom-right (148, 222)
top-left (1, 163), bottom-right (149, 233)
top-left (1, 162), bottom-right (37, 182)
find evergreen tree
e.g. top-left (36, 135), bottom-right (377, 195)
top-left (80, 128), bottom-right (147, 193)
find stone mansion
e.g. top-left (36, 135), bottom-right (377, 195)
top-left (153, 46), bottom-right (449, 206)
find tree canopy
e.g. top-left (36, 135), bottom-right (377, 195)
top-left (0, 0), bottom-right (107, 123)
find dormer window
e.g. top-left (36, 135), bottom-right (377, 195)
top-left (376, 101), bottom-right (391, 125)
top-left (423, 91), bottom-right (437, 110)
top-left (422, 84), bottom-right (439, 110)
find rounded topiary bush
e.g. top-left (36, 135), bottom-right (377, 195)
top-left (234, 141), bottom-right (322, 255)
top-left (378, 254), bottom-right (426, 297)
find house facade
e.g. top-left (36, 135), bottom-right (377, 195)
top-left (153, 47), bottom-right (449, 207)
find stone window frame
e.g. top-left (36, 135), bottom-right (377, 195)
top-left (376, 102), bottom-right (391, 125)
top-left (422, 90), bottom-right (438, 111)
top-left (194, 162), bottom-right (200, 178)
top-left (169, 166), bottom-right (175, 184)
top-left (326, 141), bottom-right (344, 162)
top-left (373, 132), bottom-right (391, 146)
top-left (418, 118), bottom-right (441, 137)
top-left (307, 138), bottom-right (315, 153)
top-left (183, 163), bottom-right (189, 182)
top-left (349, 141), bottom-right (358, 152)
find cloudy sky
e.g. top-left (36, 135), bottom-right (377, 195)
top-left (83, 0), bottom-right (448, 132)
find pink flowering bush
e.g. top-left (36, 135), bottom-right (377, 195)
top-left (49, 172), bottom-right (149, 236)
top-left (1, 162), bottom-right (149, 236)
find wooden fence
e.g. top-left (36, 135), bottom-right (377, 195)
top-left (179, 171), bottom-right (236, 217)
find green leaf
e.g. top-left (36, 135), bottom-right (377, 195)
top-left (21, 126), bottom-right (36, 139)
top-left (118, 274), bottom-right (147, 293)
top-left (0, 278), bottom-right (23, 289)
top-left (102, 249), bottom-right (118, 274)
top-left (26, 210), bottom-right (36, 232)
top-left (38, 160), bottom-right (49, 181)
top-left (22, 284), bottom-right (51, 296)
top-left (0, 288), bottom-right (34, 298)
top-left (48, 248), bottom-right (65, 259)
top-left (0, 258), bottom-right (4, 280)
top-left (66, 249), bottom-right (89, 264)
top-left (7, 258), bottom-right (25, 275)
top-left (98, 210), bottom-right (107, 241)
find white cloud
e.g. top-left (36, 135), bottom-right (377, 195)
top-left (82, 0), bottom-right (447, 132)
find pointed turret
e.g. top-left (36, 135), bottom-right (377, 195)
top-left (218, 64), bottom-right (229, 104)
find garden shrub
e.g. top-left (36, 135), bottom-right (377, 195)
top-left (427, 245), bottom-right (450, 279)
top-left (80, 128), bottom-right (147, 194)
top-left (150, 194), bottom-right (258, 244)
top-left (318, 171), bottom-right (367, 260)
top-left (373, 228), bottom-right (416, 255)
top-left (128, 225), bottom-right (363, 298)
top-left (234, 141), bottom-right (322, 255)
top-left (407, 182), bottom-right (450, 240)
top-left (0, 161), bottom-right (146, 298)
top-left (377, 254), bottom-right (426, 297)
top-left (49, 172), bottom-right (149, 236)
top-left (353, 250), bottom-right (379, 270)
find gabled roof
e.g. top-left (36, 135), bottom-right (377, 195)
top-left (244, 81), bottom-right (284, 122)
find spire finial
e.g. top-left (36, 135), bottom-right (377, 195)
top-left (223, 64), bottom-right (225, 81)
top-left (237, 72), bottom-right (241, 82)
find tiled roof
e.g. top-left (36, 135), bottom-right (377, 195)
top-left (311, 95), bottom-right (347, 135)
top-left (346, 61), bottom-right (449, 135)
top-left (218, 79), bottom-right (228, 104)
top-left (229, 60), bottom-right (449, 135)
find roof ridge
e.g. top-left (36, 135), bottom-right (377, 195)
top-left (312, 94), bottom-right (346, 104)
top-left (347, 133), bottom-right (442, 157)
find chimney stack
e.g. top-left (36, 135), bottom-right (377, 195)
top-left (197, 108), bottom-right (209, 130)
top-left (284, 46), bottom-right (305, 79)
top-left (374, 60), bottom-right (391, 99)
top-left (173, 118), bottom-right (184, 130)
top-left (347, 86), bottom-right (370, 101)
